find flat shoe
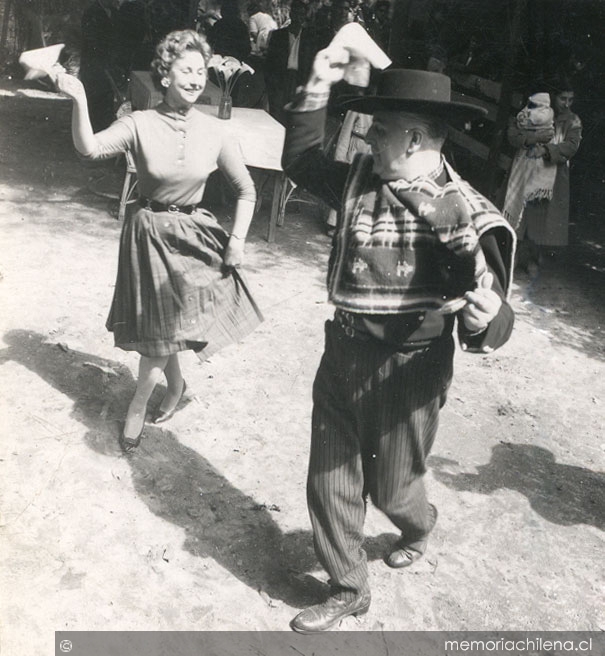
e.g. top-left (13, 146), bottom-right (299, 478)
top-left (153, 380), bottom-right (187, 424)
top-left (119, 417), bottom-right (145, 452)
top-left (385, 504), bottom-right (438, 569)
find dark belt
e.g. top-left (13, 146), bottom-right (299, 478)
top-left (139, 197), bottom-right (202, 215)
top-left (334, 309), bottom-right (442, 352)
top-left (334, 309), bottom-right (373, 341)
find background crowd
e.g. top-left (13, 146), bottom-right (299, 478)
top-left (1, 0), bottom-right (602, 267)
top-left (65, 0), bottom-right (397, 125)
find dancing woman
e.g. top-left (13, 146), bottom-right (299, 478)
top-left (54, 30), bottom-right (262, 450)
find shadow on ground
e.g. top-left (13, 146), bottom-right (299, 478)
top-left (0, 329), bottom-right (399, 608)
top-left (512, 221), bottom-right (605, 363)
top-left (430, 442), bottom-right (605, 532)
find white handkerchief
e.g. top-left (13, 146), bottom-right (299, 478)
top-left (19, 44), bottom-right (65, 80)
top-left (331, 23), bottom-right (391, 69)
top-left (329, 23), bottom-right (391, 87)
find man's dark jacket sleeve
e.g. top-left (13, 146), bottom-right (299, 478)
top-left (458, 232), bottom-right (515, 354)
top-left (282, 105), bottom-right (350, 211)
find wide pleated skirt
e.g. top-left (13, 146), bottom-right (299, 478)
top-left (106, 206), bottom-right (263, 358)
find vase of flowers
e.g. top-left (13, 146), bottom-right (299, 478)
top-left (218, 92), bottom-right (233, 120)
top-left (208, 55), bottom-right (254, 120)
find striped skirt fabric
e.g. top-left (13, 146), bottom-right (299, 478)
top-left (106, 206), bottom-right (263, 358)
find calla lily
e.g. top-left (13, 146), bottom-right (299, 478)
top-left (208, 55), bottom-right (255, 97)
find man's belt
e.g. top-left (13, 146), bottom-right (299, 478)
top-left (335, 309), bottom-right (373, 341)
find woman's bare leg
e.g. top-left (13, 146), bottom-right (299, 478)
top-left (157, 353), bottom-right (186, 414)
top-left (123, 354), bottom-right (169, 440)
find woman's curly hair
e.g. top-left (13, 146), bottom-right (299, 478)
top-left (150, 30), bottom-right (212, 93)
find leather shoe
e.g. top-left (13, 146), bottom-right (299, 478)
top-left (290, 593), bottom-right (371, 633)
top-left (385, 504), bottom-right (438, 569)
top-left (153, 380), bottom-right (187, 424)
top-left (119, 415), bottom-right (145, 453)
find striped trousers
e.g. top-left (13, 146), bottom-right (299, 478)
top-left (307, 319), bottom-right (454, 599)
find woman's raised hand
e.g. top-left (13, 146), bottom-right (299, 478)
top-left (51, 66), bottom-right (86, 102)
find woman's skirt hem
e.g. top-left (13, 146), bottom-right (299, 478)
top-left (106, 206), bottom-right (263, 361)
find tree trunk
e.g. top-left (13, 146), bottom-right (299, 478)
top-left (486, 0), bottom-right (528, 198)
top-left (0, 0), bottom-right (14, 51)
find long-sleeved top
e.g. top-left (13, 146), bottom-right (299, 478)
top-left (264, 27), bottom-right (322, 122)
top-left (282, 94), bottom-right (514, 353)
top-left (508, 111), bottom-right (581, 164)
top-left (249, 11), bottom-right (278, 53)
top-left (85, 103), bottom-right (256, 207)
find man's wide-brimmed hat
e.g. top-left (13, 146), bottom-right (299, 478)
top-left (340, 68), bottom-right (487, 123)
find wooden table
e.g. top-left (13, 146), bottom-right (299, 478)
top-left (195, 105), bottom-right (286, 242)
top-left (129, 72), bottom-right (287, 242)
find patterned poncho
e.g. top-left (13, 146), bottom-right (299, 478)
top-left (327, 155), bottom-right (516, 314)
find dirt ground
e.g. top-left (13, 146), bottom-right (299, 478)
top-left (0, 80), bottom-right (604, 655)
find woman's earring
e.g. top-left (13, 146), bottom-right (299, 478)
top-left (161, 78), bottom-right (169, 88)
